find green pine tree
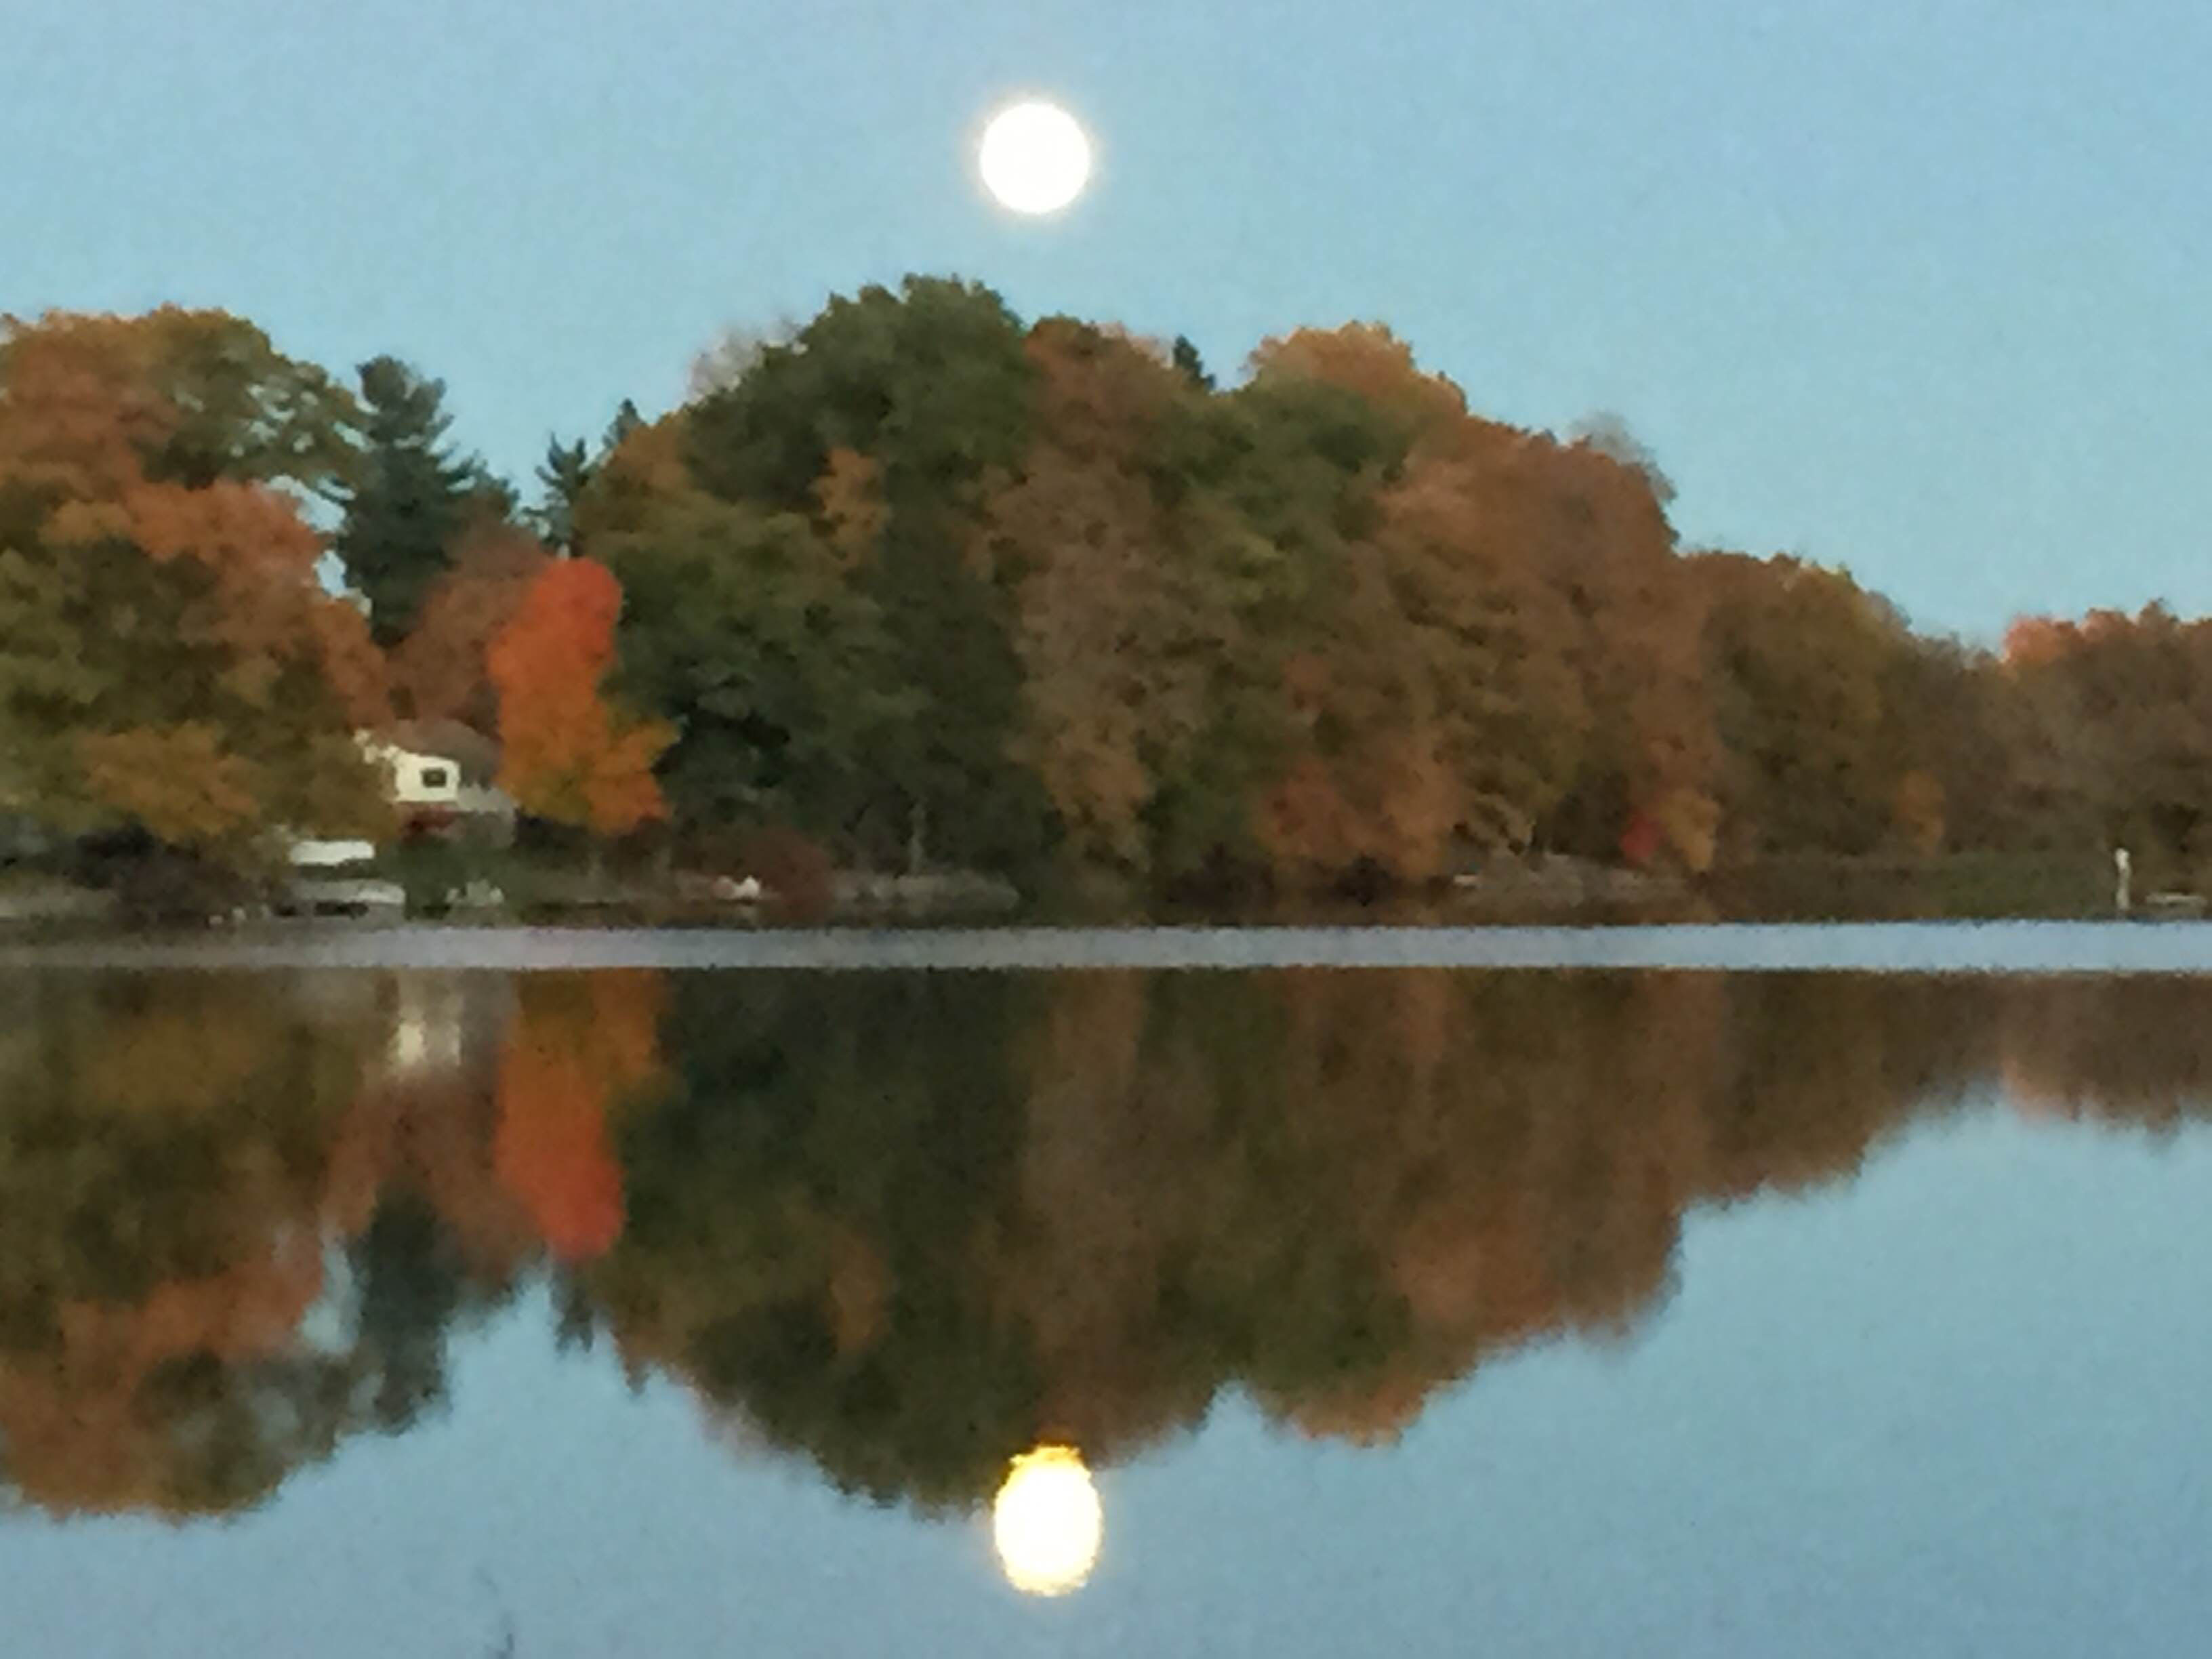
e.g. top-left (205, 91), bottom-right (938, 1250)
top-left (533, 435), bottom-right (594, 554)
top-left (334, 356), bottom-right (491, 644)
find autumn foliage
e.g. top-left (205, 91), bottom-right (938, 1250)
top-left (14, 290), bottom-right (2212, 897)
top-left (389, 521), bottom-right (551, 732)
top-left (602, 289), bottom-right (1758, 893)
top-left (487, 558), bottom-right (671, 836)
top-left (0, 309), bottom-right (386, 857)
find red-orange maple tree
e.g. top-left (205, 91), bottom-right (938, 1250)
top-left (487, 558), bottom-right (670, 836)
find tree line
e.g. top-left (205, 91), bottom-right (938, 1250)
top-left (5, 286), bottom-right (2209, 898)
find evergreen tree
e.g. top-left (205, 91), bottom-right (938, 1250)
top-left (603, 398), bottom-right (644, 451)
top-left (334, 356), bottom-right (487, 645)
top-left (1171, 334), bottom-right (1214, 392)
top-left (533, 434), bottom-right (593, 554)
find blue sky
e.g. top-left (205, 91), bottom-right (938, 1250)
top-left (5, 0), bottom-right (2206, 638)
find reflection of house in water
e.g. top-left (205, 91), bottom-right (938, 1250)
top-left (383, 975), bottom-right (472, 1082)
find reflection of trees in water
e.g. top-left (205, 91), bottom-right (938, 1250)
top-left (0, 972), bottom-right (377, 1515)
top-left (985, 972), bottom-right (1726, 1451)
top-left (0, 970), bottom-right (525, 1515)
top-left (1999, 977), bottom-right (2212, 1132)
top-left (6, 966), bottom-right (2212, 1521)
top-left (575, 969), bottom-right (2207, 1505)
top-left (1702, 975), bottom-right (1999, 1200)
top-left (582, 975), bottom-right (1042, 1511)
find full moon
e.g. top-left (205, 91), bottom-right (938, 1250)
top-left (991, 1446), bottom-right (1103, 1596)
top-left (978, 100), bottom-right (1093, 216)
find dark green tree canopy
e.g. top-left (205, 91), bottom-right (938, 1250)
top-left (685, 276), bottom-right (1035, 512)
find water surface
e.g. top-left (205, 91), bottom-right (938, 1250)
top-left (8, 917), bottom-right (2212, 973)
top-left (2, 951), bottom-right (2208, 1655)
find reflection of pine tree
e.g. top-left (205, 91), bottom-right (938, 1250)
top-left (350, 1195), bottom-right (469, 1432)
top-left (554, 1274), bottom-right (600, 1357)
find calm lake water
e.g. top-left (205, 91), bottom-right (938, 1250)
top-left (3, 926), bottom-right (2210, 1656)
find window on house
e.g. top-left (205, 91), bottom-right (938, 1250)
top-left (419, 767), bottom-right (451, 790)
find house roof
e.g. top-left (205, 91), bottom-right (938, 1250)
top-left (380, 720), bottom-right (501, 785)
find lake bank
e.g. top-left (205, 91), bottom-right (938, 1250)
top-left (1, 848), bottom-right (2137, 937)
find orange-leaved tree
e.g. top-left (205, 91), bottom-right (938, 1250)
top-left (487, 558), bottom-right (671, 837)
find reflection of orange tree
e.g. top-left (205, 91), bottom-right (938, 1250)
top-left (493, 973), bottom-right (668, 1263)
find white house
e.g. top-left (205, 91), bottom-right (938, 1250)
top-left (360, 736), bottom-right (464, 812)
top-left (358, 721), bottom-right (514, 841)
